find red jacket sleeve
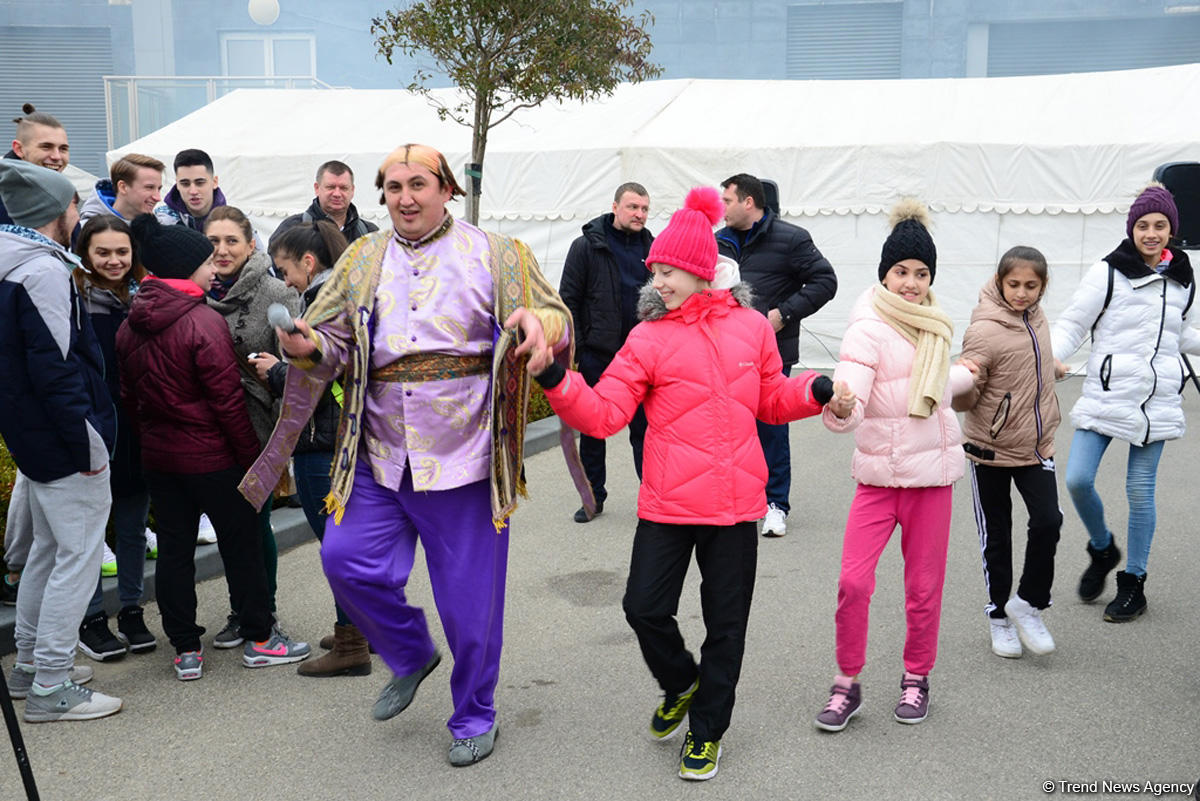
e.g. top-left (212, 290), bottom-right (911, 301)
top-left (754, 315), bottom-right (825, 424)
top-left (757, 368), bottom-right (826, 425)
top-left (541, 344), bottom-right (649, 439)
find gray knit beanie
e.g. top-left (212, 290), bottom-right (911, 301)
top-left (0, 159), bottom-right (75, 228)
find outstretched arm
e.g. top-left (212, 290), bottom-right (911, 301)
top-left (531, 344), bottom-right (648, 440)
top-left (1052, 261), bottom-right (1111, 362)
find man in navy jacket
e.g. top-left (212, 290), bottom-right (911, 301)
top-left (0, 159), bottom-right (123, 722)
top-left (716, 173), bottom-right (837, 538)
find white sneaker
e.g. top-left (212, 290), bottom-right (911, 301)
top-left (101, 542), bottom-right (118, 577)
top-left (761, 504), bottom-right (787, 538)
top-left (144, 528), bottom-right (158, 559)
top-left (1003, 595), bottom-right (1055, 655)
top-left (196, 514), bottom-right (218, 545)
top-left (988, 617), bottom-right (1022, 658)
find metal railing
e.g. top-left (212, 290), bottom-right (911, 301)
top-left (103, 75), bottom-right (341, 151)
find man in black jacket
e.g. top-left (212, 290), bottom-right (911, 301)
top-left (716, 174), bottom-right (837, 537)
top-left (270, 160), bottom-right (379, 246)
top-left (558, 182), bottom-right (653, 522)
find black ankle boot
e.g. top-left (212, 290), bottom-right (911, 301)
top-left (1103, 571), bottom-right (1147, 622)
top-left (1078, 541), bottom-right (1122, 602)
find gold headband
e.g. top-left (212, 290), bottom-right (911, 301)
top-left (376, 144), bottom-right (465, 197)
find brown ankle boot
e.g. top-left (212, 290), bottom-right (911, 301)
top-left (298, 624), bottom-right (372, 677)
top-left (320, 630), bottom-right (375, 653)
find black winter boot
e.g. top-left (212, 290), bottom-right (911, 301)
top-left (1103, 571), bottom-right (1147, 622)
top-left (1078, 541), bottom-right (1122, 602)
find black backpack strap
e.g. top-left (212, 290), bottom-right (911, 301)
top-left (1091, 263), bottom-right (1115, 342)
top-left (1185, 280), bottom-right (1196, 318)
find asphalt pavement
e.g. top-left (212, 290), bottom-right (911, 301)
top-left (1, 378), bottom-right (1198, 801)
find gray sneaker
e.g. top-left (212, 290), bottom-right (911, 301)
top-left (8, 664), bottom-right (94, 700)
top-left (372, 651), bottom-right (441, 721)
top-left (242, 627), bottom-right (311, 667)
top-left (23, 680), bottom-right (122, 723)
top-left (213, 614), bottom-right (243, 649)
top-left (173, 649), bottom-right (204, 681)
top-left (448, 722), bottom-right (499, 766)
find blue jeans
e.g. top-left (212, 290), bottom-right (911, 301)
top-left (755, 365), bottom-right (792, 512)
top-left (293, 450), bottom-right (349, 626)
top-left (1063, 428), bottom-right (1164, 577)
top-left (87, 490), bottom-right (150, 616)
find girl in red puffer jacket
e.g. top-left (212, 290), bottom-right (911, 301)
top-left (532, 187), bottom-right (851, 782)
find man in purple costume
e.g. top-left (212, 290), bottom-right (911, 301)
top-left (245, 143), bottom-right (589, 767)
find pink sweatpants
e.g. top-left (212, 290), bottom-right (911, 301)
top-left (835, 483), bottom-right (953, 676)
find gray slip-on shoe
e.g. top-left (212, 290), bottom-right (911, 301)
top-left (372, 650), bottom-right (441, 721)
top-left (449, 722), bottom-right (499, 766)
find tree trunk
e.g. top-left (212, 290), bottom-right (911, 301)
top-left (465, 97), bottom-right (489, 226)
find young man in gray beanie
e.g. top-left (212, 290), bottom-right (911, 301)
top-left (0, 158), bottom-right (123, 721)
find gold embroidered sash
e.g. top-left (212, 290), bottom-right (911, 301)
top-left (369, 353), bottom-right (491, 383)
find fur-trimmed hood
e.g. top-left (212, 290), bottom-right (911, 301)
top-left (637, 280), bottom-right (755, 321)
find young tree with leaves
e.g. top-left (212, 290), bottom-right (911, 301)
top-left (372, 0), bottom-right (661, 224)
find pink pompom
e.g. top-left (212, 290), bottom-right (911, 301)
top-left (684, 186), bottom-right (724, 227)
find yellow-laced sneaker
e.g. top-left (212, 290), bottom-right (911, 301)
top-left (650, 678), bottom-right (699, 740)
top-left (100, 542), bottom-right (117, 577)
top-left (678, 731), bottom-right (721, 781)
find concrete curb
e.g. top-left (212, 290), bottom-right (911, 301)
top-left (0, 415), bottom-right (565, 655)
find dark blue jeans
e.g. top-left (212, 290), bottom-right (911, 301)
top-left (87, 489), bottom-right (150, 616)
top-left (755, 364), bottom-right (792, 512)
top-left (293, 450), bottom-right (350, 626)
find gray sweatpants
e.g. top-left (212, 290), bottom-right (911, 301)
top-left (13, 468), bottom-right (111, 687)
top-left (3, 469), bottom-right (32, 568)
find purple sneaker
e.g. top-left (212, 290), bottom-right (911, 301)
top-left (814, 678), bottom-right (862, 732)
top-left (893, 673), bottom-right (929, 724)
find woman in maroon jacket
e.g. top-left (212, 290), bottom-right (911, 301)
top-left (116, 214), bottom-right (309, 681)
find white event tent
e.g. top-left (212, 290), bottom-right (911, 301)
top-left (110, 64), bottom-right (1200, 366)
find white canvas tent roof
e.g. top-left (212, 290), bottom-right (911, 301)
top-left (112, 64), bottom-right (1200, 365)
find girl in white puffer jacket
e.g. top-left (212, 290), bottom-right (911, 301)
top-left (1052, 184), bottom-right (1200, 624)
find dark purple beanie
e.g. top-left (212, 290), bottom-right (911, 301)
top-left (1126, 185), bottom-right (1178, 240)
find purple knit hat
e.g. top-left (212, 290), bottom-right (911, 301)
top-left (1126, 185), bottom-right (1179, 239)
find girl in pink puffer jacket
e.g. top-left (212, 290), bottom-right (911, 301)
top-left (533, 187), bottom-right (850, 782)
top-left (813, 200), bottom-right (975, 734)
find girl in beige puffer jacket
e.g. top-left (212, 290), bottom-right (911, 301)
top-left (956, 246), bottom-right (1063, 661)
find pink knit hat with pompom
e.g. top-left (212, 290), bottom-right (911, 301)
top-left (645, 186), bottom-right (724, 281)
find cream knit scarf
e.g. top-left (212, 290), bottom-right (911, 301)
top-left (871, 285), bottom-right (954, 418)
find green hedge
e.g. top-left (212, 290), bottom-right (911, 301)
top-left (0, 440), bottom-right (14, 569)
top-left (529, 383), bottom-right (554, 423)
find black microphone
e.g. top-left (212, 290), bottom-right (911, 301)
top-left (267, 303), bottom-right (297, 334)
